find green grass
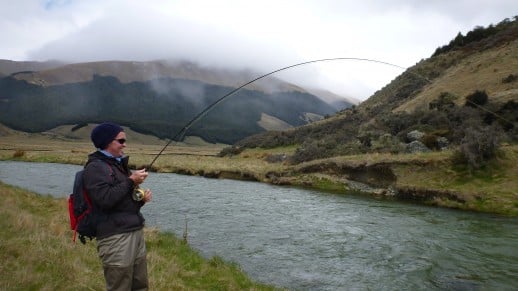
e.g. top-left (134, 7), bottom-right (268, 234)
top-left (0, 182), bottom-right (281, 290)
top-left (1, 135), bottom-right (517, 216)
top-left (391, 146), bottom-right (518, 216)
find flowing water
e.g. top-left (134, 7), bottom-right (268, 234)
top-left (1, 161), bottom-right (517, 290)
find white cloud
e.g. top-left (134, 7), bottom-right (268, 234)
top-left (1, 0), bottom-right (516, 100)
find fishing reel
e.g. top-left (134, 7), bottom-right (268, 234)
top-left (132, 187), bottom-right (145, 202)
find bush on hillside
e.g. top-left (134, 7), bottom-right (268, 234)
top-left (288, 140), bottom-right (324, 164)
top-left (371, 134), bottom-right (405, 154)
top-left (381, 111), bottom-right (413, 136)
top-left (421, 133), bottom-right (441, 150)
top-left (447, 106), bottom-right (483, 143)
top-left (218, 146), bottom-right (244, 157)
top-left (429, 92), bottom-right (457, 111)
top-left (494, 100), bottom-right (518, 133)
top-left (453, 124), bottom-right (502, 171)
top-left (465, 90), bottom-right (488, 108)
top-left (502, 74), bottom-right (517, 83)
top-left (432, 17), bottom-right (518, 56)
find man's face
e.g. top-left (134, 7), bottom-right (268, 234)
top-left (105, 131), bottom-right (126, 157)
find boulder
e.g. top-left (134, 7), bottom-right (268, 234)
top-left (406, 140), bottom-right (431, 153)
top-left (437, 137), bottom-right (449, 150)
top-left (407, 130), bottom-right (425, 142)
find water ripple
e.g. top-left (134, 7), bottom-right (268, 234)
top-left (1, 161), bottom-right (517, 290)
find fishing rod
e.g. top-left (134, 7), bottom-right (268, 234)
top-left (146, 57), bottom-right (410, 169)
top-left (145, 56), bottom-right (512, 170)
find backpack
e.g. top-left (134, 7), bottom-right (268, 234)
top-left (68, 160), bottom-right (113, 244)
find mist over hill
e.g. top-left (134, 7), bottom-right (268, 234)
top-left (2, 17), bottom-right (516, 152)
top-left (0, 60), bottom-right (352, 144)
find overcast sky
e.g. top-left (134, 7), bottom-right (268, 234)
top-left (1, 0), bottom-right (516, 100)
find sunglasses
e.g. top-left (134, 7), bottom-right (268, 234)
top-left (114, 138), bottom-right (126, 144)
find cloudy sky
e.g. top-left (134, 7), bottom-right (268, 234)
top-left (1, 0), bottom-right (516, 100)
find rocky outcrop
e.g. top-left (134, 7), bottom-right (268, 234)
top-left (407, 130), bottom-right (425, 141)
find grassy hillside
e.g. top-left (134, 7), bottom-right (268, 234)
top-left (9, 60), bottom-right (302, 93)
top-left (395, 39), bottom-right (518, 113)
top-left (0, 59), bottom-right (65, 75)
top-left (236, 17), bottom-right (518, 165)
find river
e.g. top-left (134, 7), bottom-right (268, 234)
top-left (1, 161), bottom-right (517, 290)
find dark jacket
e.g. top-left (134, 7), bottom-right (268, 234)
top-left (83, 151), bottom-right (145, 240)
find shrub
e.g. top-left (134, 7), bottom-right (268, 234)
top-left (288, 140), bottom-right (326, 164)
top-left (495, 100), bottom-right (518, 132)
top-left (13, 149), bottom-right (25, 158)
top-left (502, 74), bottom-right (517, 83)
top-left (448, 106), bottom-right (484, 143)
top-left (465, 90), bottom-right (488, 108)
top-left (429, 92), bottom-right (457, 111)
top-left (421, 134), bottom-right (440, 150)
top-left (453, 124), bottom-right (501, 171)
top-left (218, 146), bottom-right (244, 157)
top-left (381, 111), bottom-right (416, 136)
top-left (372, 134), bottom-right (405, 154)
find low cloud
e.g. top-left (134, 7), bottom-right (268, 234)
top-left (2, 0), bottom-right (516, 100)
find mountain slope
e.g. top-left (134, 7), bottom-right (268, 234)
top-left (236, 17), bottom-right (518, 161)
top-left (394, 39), bottom-right (518, 113)
top-left (0, 63), bottom-right (345, 143)
top-left (0, 59), bottom-right (65, 76)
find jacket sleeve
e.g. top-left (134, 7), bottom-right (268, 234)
top-left (83, 161), bottom-right (135, 212)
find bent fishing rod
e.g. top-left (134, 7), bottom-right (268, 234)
top-left (145, 56), bottom-right (510, 170)
top-left (145, 57), bottom-right (409, 169)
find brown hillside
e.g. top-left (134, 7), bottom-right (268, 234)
top-left (354, 17), bottom-right (518, 119)
top-left (395, 39), bottom-right (518, 113)
top-left (0, 59), bottom-right (65, 75)
top-left (10, 60), bottom-right (305, 94)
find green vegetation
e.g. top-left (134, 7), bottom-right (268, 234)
top-left (1, 134), bottom-right (516, 216)
top-left (237, 96), bottom-right (516, 168)
top-left (432, 16), bottom-right (518, 56)
top-left (235, 17), bottom-right (518, 166)
top-left (0, 17), bottom-right (517, 220)
top-left (465, 90), bottom-right (489, 107)
top-left (0, 182), bottom-right (280, 290)
top-left (390, 145), bottom-right (517, 216)
top-left (0, 75), bottom-right (339, 144)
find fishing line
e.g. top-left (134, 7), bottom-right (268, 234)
top-left (145, 57), bottom-right (512, 169)
top-left (146, 57), bottom-right (410, 168)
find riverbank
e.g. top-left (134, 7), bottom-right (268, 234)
top-left (0, 135), bottom-right (516, 216)
top-left (0, 182), bottom-right (279, 290)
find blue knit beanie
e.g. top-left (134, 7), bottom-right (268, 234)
top-left (90, 122), bottom-right (124, 149)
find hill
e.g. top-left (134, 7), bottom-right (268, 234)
top-left (0, 61), bottom-right (353, 144)
top-left (236, 16), bottom-right (518, 163)
top-left (0, 59), bottom-right (65, 77)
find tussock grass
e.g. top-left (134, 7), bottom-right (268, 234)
top-left (391, 145), bottom-right (518, 215)
top-left (1, 134), bottom-right (516, 215)
top-left (0, 182), bottom-right (280, 290)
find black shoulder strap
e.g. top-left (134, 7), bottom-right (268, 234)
top-left (87, 159), bottom-right (114, 176)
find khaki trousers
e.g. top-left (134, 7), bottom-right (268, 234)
top-left (97, 229), bottom-right (148, 291)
